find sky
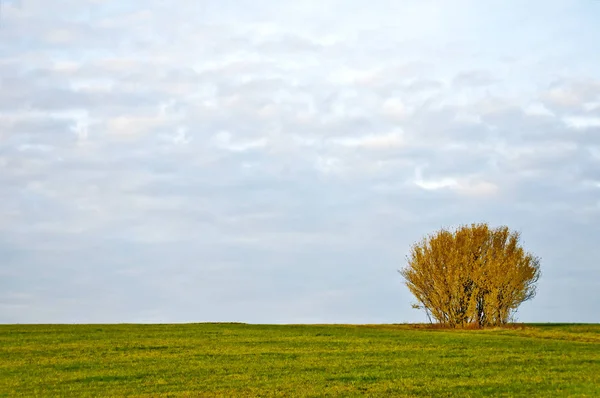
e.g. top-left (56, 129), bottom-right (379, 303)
top-left (0, 0), bottom-right (599, 324)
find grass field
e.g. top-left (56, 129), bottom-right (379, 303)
top-left (1, 323), bottom-right (599, 397)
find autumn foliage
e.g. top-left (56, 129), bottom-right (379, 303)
top-left (400, 223), bottom-right (541, 328)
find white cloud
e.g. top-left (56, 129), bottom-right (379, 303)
top-left (563, 116), bottom-right (600, 130)
top-left (382, 98), bottom-right (411, 121)
top-left (415, 176), bottom-right (457, 191)
top-left (332, 130), bottom-right (404, 150)
top-left (524, 103), bottom-right (555, 117)
top-left (212, 130), bottom-right (268, 152)
top-left (413, 169), bottom-right (498, 198)
top-left (106, 115), bottom-right (166, 137)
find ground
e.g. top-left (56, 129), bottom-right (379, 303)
top-left (1, 323), bottom-right (599, 397)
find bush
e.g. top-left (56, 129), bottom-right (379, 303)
top-left (400, 223), bottom-right (541, 328)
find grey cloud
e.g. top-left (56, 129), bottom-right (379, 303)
top-left (1, 0), bottom-right (600, 323)
top-left (257, 35), bottom-right (324, 54)
top-left (453, 70), bottom-right (497, 87)
top-left (541, 78), bottom-right (600, 111)
top-left (0, 66), bottom-right (160, 114)
top-left (1, 116), bottom-right (74, 143)
top-left (404, 79), bottom-right (444, 93)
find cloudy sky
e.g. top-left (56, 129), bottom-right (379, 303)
top-left (1, 0), bottom-right (599, 324)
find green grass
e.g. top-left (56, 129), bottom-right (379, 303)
top-left (1, 323), bottom-right (599, 397)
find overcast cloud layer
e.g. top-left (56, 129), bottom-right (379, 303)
top-left (1, 0), bottom-right (599, 324)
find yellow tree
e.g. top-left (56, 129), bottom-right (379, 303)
top-left (400, 223), bottom-right (541, 328)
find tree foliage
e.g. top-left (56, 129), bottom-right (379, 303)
top-left (400, 223), bottom-right (541, 328)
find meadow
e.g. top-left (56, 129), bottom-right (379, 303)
top-left (1, 323), bottom-right (599, 397)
